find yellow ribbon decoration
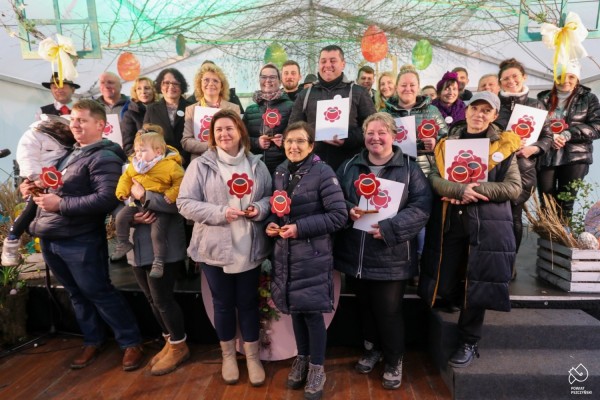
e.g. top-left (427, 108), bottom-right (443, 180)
top-left (552, 21), bottom-right (577, 84)
top-left (541, 12), bottom-right (588, 85)
top-left (38, 34), bottom-right (78, 88)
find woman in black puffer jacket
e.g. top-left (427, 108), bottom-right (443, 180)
top-left (335, 113), bottom-right (431, 390)
top-left (244, 63), bottom-right (294, 174)
top-left (120, 77), bottom-right (157, 155)
top-left (537, 62), bottom-right (600, 217)
top-left (267, 121), bottom-right (347, 397)
top-left (495, 59), bottom-right (552, 274)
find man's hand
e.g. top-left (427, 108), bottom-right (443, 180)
top-left (132, 210), bottom-right (156, 225)
top-left (33, 193), bottom-right (62, 212)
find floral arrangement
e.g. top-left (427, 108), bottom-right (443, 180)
top-left (257, 260), bottom-right (280, 353)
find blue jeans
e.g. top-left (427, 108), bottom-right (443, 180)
top-left (41, 230), bottom-right (141, 348)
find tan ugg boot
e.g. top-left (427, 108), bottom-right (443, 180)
top-left (243, 341), bottom-right (265, 387)
top-left (151, 337), bottom-right (190, 376)
top-left (220, 340), bottom-right (239, 384)
top-left (150, 334), bottom-right (170, 367)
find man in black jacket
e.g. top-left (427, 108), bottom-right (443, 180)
top-left (289, 45), bottom-right (376, 170)
top-left (25, 99), bottom-right (143, 372)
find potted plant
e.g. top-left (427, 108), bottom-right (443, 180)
top-left (525, 180), bottom-right (600, 293)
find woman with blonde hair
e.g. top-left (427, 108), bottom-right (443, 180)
top-left (374, 72), bottom-right (396, 111)
top-left (121, 76), bottom-right (158, 155)
top-left (182, 63), bottom-right (241, 160)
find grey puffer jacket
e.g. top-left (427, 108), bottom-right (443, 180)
top-left (177, 149), bottom-right (272, 267)
top-left (29, 139), bottom-right (126, 239)
top-left (538, 85), bottom-right (600, 166)
top-left (334, 147), bottom-right (432, 280)
top-left (270, 154), bottom-right (348, 313)
top-left (383, 95), bottom-right (449, 177)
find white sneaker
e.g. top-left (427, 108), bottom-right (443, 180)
top-left (1, 238), bottom-right (22, 266)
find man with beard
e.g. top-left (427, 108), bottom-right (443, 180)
top-left (282, 60), bottom-right (303, 102)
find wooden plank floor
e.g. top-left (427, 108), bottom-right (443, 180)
top-left (0, 337), bottom-right (451, 399)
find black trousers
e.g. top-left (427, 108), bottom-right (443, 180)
top-left (437, 206), bottom-right (486, 344)
top-left (538, 163), bottom-right (590, 218)
top-left (352, 277), bottom-right (407, 366)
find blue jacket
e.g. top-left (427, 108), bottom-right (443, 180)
top-left (270, 154), bottom-right (348, 314)
top-left (29, 139), bottom-right (126, 239)
top-left (334, 147), bottom-right (432, 280)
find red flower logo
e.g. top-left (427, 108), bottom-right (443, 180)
top-left (549, 118), bottom-right (568, 134)
top-left (263, 108), bottom-right (282, 129)
top-left (417, 119), bottom-right (439, 139)
top-left (354, 173), bottom-right (381, 199)
top-left (369, 189), bottom-right (391, 210)
top-left (395, 125), bottom-right (408, 144)
top-left (198, 115), bottom-right (212, 142)
top-left (324, 106), bottom-right (342, 123)
top-left (103, 122), bottom-right (113, 136)
top-left (40, 166), bottom-right (63, 189)
top-left (447, 150), bottom-right (487, 183)
top-left (270, 190), bottom-right (292, 217)
top-left (511, 115), bottom-right (535, 139)
top-left (227, 173), bottom-right (254, 199)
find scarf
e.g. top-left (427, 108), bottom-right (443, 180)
top-left (318, 73), bottom-right (344, 89)
top-left (252, 89), bottom-right (283, 103)
top-left (432, 98), bottom-right (466, 124)
top-left (133, 154), bottom-right (164, 174)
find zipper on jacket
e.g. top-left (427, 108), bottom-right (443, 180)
top-left (357, 231), bottom-right (366, 278)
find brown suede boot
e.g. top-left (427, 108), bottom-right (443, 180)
top-left (150, 334), bottom-right (170, 367)
top-left (220, 340), bottom-right (239, 384)
top-left (151, 337), bottom-right (190, 376)
top-left (243, 341), bottom-right (265, 387)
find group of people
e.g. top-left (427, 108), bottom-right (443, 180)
top-left (2, 42), bottom-right (599, 400)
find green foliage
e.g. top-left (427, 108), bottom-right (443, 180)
top-left (556, 179), bottom-right (599, 236)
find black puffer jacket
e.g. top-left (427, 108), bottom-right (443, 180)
top-left (120, 101), bottom-right (148, 156)
top-left (538, 85), bottom-right (600, 166)
top-left (495, 90), bottom-right (553, 205)
top-left (29, 139), bottom-right (126, 239)
top-left (289, 74), bottom-right (376, 170)
top-left (270, 154), bottom-right (348, 314)
top-left (243, 91), bottom-right (294, 174)
top-left (334, 147), bottom-right (432, 280)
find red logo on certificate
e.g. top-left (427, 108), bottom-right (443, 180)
top-left (40, 166), bottom-right (63, 189)
top-left (395, 125), bottom-right (408, 144)
top-left (323, 106), bottom-right (342, 123)
top-left (417, 119), bottom-right (439, 139)
top-left (263, 108), bottom-right (282, 129)
top-left (103, 121), bottom-right (113, 136)
top-left (447, 150), bottom-right (487, 183)
top-left (511, 115), bottom-right (535, 139)
top-left (270, 190), bottom-right (292, 217)
top-left (369, 189), bottom-right (391, 211)
top-left (227, 173), bottom-right (254, 198)
top-left (199, 115), bottom-right (212, 142)
top-left (354, 173), bottom-right (381, 199)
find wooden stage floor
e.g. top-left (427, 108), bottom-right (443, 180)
top-left (0, 337), bottom-right (451, 400)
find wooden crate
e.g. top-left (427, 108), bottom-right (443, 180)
top-left (536, 238), bottom-right (600, 293)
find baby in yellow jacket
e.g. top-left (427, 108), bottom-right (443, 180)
top-left (112, 131), bottom-right (184, 278)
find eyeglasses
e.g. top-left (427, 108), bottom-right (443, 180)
top-left (202, 78), bottom-right (221, 85)
top-left (500, 73), bottom-right (522, 83)
top-left (260, 75), bottom-right (279, 81)
top-left (161, 81), bottom-right (181, 87)
top-left (284, 139), bottom-right (309, 146)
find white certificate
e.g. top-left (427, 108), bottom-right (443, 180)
top-left (193, 106), bottom-right (219, 141)
top-left (353, 178), bottom-right (405, 232)
top-left (315, 95), bottom-right (350, 141)
top-left (104, 114), bottom-right (123, 147)
top-left (444, 138), bottom-right (490, 183)
top-left (506, 104), bottom-right (548, 146)
top-left (393, 116), bottom-right (417, 158)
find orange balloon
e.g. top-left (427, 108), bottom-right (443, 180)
top-left (117, 52), bottom-right (141, 81)
top-left (361, 25), bottom-right (388, 63)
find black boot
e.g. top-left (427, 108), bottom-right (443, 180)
top-left (448, 342), bottom-right (479, 368)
